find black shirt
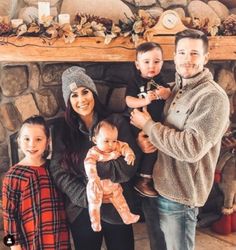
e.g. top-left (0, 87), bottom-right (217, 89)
top-left (126, 66), bottom-right (169, 122)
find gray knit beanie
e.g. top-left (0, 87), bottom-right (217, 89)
top-left (62, 66), bottom-right (98, 105)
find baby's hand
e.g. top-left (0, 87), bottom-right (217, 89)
top-left (125, 154), bottom-right (135, 166)
top-left (155, 87), bottom-right (171, 100)
top-left (145, 90), bottom-right (157, 104)
top-left (100, 151), bottom-right (121, 161)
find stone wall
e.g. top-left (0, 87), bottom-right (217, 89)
top-left (0, 61), bottom-right (235, 174)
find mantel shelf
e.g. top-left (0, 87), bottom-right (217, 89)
top-left (0, 35), bottom-right (236, 62)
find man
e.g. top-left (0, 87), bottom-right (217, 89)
top-left (130, 29), bottom-right (230, 250)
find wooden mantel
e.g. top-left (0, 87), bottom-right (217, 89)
top-left (0, 35), bottom-right (236, 62)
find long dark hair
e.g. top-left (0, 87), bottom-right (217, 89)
top-left (65, 93), bottom-right (110, 131)
top-left (62, 93), bottom-right (110, 170)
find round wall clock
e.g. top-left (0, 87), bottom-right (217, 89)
top-left (162, 11), bottom-right (179, 29)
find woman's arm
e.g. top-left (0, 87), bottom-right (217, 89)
top-left (96, 114), bottom-right (141, 183)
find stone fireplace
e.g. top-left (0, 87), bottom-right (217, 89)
top-left (0, 60), bottom-right (236, 177)
top-left (0, 0), bottom-right (236, 235)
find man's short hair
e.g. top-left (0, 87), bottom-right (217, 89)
top-left (175, 29), bottom-right (209, 53)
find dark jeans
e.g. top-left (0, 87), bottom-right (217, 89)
top-left (70, 208), bottom-right (134, 250)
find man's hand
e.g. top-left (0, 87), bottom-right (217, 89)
top-left (222, 136), bottom-right (236, 150)
top-left (136, 131), bottom-right (156, 153)
top-left (130, 108), bottom-right (152, 130)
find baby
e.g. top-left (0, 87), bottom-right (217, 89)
top-left (84, 119), bottom-right (140, 232)
top-left (126, 42), bottom-right (171, 197)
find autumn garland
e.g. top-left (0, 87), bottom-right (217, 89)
top-left (0, 10), bottom-right (235, 45)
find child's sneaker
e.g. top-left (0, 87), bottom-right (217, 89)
top-left (134, 176), bottom-right (158, 197)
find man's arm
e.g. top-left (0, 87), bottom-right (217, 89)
top-left (131, 93), bottom-right (230, 162)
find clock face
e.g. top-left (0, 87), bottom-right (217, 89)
top-left (162, 12), bottom-right (179, 29)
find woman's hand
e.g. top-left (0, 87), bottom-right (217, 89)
top-left (136, 131), bottom-right (156, 153)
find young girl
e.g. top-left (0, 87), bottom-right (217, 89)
top-left (85, 119), bottom-right (139, 232)
top-left (2, 115), bottom-right (71, 250)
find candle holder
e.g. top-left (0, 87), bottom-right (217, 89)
top-left (38, 1), bottom-right (50, 23)
top-left (58, 14), bottom-right (70, 25)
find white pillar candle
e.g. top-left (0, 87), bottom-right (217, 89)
top-left (38, 1), bottom-right (50, 23)
top-left (58, 14), bottom-right (70, 25)
top-left (11, 19), bottom-right (23, 28)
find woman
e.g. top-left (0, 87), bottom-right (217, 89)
top-left (49, 66), bottom-right (140, 250)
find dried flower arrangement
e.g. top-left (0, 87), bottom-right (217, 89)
top-left (0, 11), bottom-right (235, 45)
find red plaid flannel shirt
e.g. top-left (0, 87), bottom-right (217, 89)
top-left (2, 162), bottom-right (71, 250)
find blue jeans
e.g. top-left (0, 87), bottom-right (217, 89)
top-left (142, 195), bottom-right (199, 250)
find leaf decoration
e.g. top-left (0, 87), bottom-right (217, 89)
top-left (16, 24), bottom-right (27, 37)
top-left (0, 10), bottom-right (233, 44)
top-left (133, 20), bottom-right (144, 34)
top-left (40, 15), bottom-right (54, 28)
top-left (46, 26), bottom-right (58, 39)
top-left (27, 22), bottom-right (41, 34)
top-left (60, 23), bottom-right (76, 43)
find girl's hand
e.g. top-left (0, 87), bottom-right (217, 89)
top-left (155, 87), bottom-right (171, 100)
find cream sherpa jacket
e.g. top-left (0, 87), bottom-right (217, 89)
top-left (143, 68), bottom-right (230, 207)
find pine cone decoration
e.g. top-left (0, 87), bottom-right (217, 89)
top-left (0, 22), bottom-right (11, 35)
top-left (222, 14), bottom-right (236, 36)
top-left (75, 13), bottom-right (112, 31)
